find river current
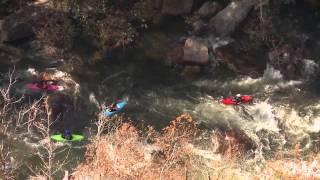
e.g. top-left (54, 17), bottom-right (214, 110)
top-left (1, 20), bottom-right (320, 179)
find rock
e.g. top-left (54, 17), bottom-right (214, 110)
top-left (166, 43), bottom-right (184, 65)
top-left (209, 0), bottom-right (256, 37)
top-left (161, 0), bottom-right (193, 16)
top-left (0, 44), bottom-right (22, 64)
top-left (153, 0), bottom-right (163, 10)
top-left (267, 45), bottom-right (303, 80)
top-left (215, 43), bottom-right (267, 77)
top-left (305, 0), bottom-right (320, 7)
top-left (183, 37), bottom-right (209, 65)
top-left (0, 6), bottom-right (73, 49)
top-left (207, 36), bottom-right (233, 50)
top-left (181, 65), bottom-right (201, 78)
top-left (192, 20), bottom-right (208, 35)
top-left (285, 64), bottom-right (300, 80)
top-left (1, 22), bottom-right (34, 42)
top-left (198, 1), bottom-right (223, 18)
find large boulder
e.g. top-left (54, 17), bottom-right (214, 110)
top-left (209, 0), bottom-right (256, 37)
top-left (198, 1), bottom-right (223, 18)
top-left (0, 20), bottom-right (34, 43)
top-left (183, 37), bottom-right (209, 65)
top-left (0, 6), bottom-right (73, 49)
top-left (305, 0), bottom-right (320, 7)
top-left (180, 65), bottom-right (201, 78)
top-left (268, 45), bottom-right (303, 80)
top-left (161, 0), bottom-right (193, 16)
top-left (166, 43), bottom-right (184, 65)
top-left (192, 20), bottom-right (208, 35)
top-left (215, 43), bottom-right (267, 77)
top-left (0, 44), bottom-right (22, 64)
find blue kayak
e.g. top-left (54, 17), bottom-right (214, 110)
top-left (103, 101), bottom-right (127, 117)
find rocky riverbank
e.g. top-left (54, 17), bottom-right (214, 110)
top-left (164, 0), bottom-right (320, 80)
top-left (1, 0), bottom-right (319, 80)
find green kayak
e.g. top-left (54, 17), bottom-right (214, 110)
top-left (50, 134), bottom-right (84, 142)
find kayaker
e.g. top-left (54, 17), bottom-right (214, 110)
top-left (62, 130), bottom-right (72, 140)
top-left (37, 80), bottom-right (57, 89)
top-left (38, 80), bottom-right (48, 89)
top-left (233, 94), bottom-right (242, 103)
top-left (46, 80), bottom-right (58, 85)
top-left (108, 103), bottom-right (117, 112)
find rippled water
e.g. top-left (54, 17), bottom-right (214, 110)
top-left (1, 20), bottom-right (320, 179)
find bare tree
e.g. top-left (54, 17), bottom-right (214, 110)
top-left (0, 141), bottom-right (16, 180)
top-left (0, 68), bottom-right (72, 179)
top-left (29, 98), bottom-right (70, 180)
top-left (94, 113), bottom-right (124, 140)
top-left (0, 67), bottom-right (24, 135)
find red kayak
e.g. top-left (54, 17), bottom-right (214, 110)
top-left (26, 82), bottom-right (62, 92)
top-left (221, 95), bottom-right (253, 105)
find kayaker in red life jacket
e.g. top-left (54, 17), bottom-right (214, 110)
top-left (233, 94), bottom-right (242, 103)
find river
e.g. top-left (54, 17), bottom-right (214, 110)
top-left (1, 16), bottom-right (320, 179)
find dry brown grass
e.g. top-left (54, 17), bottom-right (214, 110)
top-left (73, 113), bottom-right (197, 180)
top-left (72, 113), bottom-right (259, 180)
top-left (72, 111), bottom-right (320, 180)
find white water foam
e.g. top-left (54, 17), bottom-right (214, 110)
top-left (302, 59), bottom-right (319, 78)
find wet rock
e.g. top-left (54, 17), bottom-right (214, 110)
top-left (166, 44), bottom-right (184, 65)
top-left (1, 6), bottom-right (74, 49)
top-left (305, 0), bottom-right (320, 7)
top-left (183, 37), bottom-right (209, 65)
top-left (303, 32), bottom-right (320, 60)
top-left (209, 0), bottom-right (256, 37)
top-left (153, 0), bottom-right (163, 10)
top-left (161, 0), bottom-right (193, 16)
top-left (286, 64), bottom-right (299, 80)
top-left (192, 20), bottom-right (208, 35)
top-left (215, 43), bottom-right (267, 77)
top-left (0, 44), bottom-right (22, 64)
top-left (0, 20), bottom-right (34, 42)
top-left (268, 45), bottom-right (303, 80)
top-left (207, 36), bottom-right (233, 51)
top-left (198, 1), bottom-right (223, 18)
top-left (181, 65), bottom-right (201, 78)
top-left (47, 94), bottom-right (72, 120)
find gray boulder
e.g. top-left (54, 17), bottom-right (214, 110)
top-left (215, 43), bottom-right (267, 77)
top-left (183, 37), bottom-right (209, 65)
top-left (0, 44), bottom-right (23, 64)
top-left (0, 21), bottom-right (34, 43)
top-left (198, 1), bottom-right (223, 18)
top-left (192, 20), bottom-right (208, 35)
top-left (209, 0), bottom-right (256, 37)
top-left (161, 0), bottom-right (193, 16)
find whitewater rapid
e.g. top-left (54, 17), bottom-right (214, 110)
top-left (194, 64), bottom-right (320, 157)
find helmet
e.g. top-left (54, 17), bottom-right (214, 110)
top-left (64, 130), bottom-right (71, 135)
top-left (236, 94), bottom-right (241, 97)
